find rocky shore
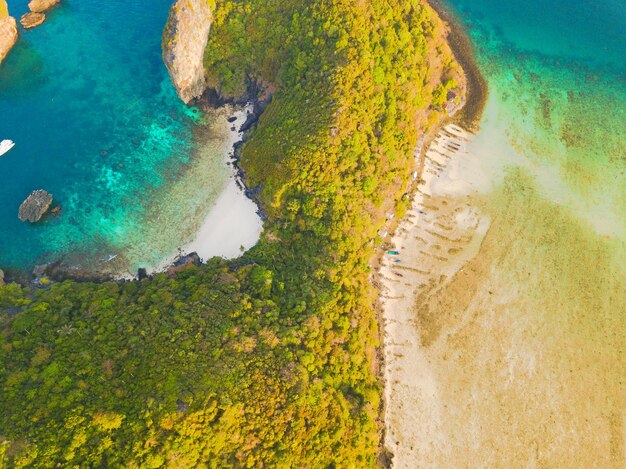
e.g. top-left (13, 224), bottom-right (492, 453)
top-left (0, 1), bottom-right (18, 65)
top-left (162, 0), bottom-right (212, 104)
top-left (428, 0), bottom-right (487, 130)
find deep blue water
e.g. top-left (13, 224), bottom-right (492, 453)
top-left (0, 0), bottom-right (211, 272)
top-left (444, 0), bottom-right (625, 74)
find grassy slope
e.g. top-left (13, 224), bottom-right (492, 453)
top-left (0, 0), bottom-right (459, 466)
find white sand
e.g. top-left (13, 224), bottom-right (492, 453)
top-left (181, 178), bottom-right (263, 261)
top-left (380, 124), bottom-right (490, 467)
top-left (148, 106), bottom-right (263, 274)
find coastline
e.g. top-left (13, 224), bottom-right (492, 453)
top-left (428, 0), bottom-right (488, 130)
top-left (379, 1), bottom-right (626, 466)
top-left (376, 2), bottom-right (489, 464)
top-left (146, 104), bottom-right (263, 276)
top-left (1, 104), bottom-right (264, 285)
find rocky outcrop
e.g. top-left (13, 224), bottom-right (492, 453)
top-left (166, 252), bottom-right (202, 277)
top-left (18, 190), bottom-right (53, 223)
top-left (28, 0), bottom-right (60, 13)
top-left (20, 12), bottom-right (45, 29)
top-left (162, 0), bottom-right (212, 104)
top-left (0, 0), bottom-right (18, 65)
top-left (0, 269), bottom-right (4, 286)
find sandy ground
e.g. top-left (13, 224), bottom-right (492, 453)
top-left (181, 178), bottom-right (262, 261)
top-left (380, 124), bottom-right (626, 468)
top-left (148, 106), bottom-right (263, 274)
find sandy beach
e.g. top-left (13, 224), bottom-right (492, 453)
top-left (145, 105), bottom-right (263, 275)
top-left (177, 106), bottom-right (263, 262)
top-left (380, 124), bottom-right (492, 466)
top-left (380, 116), bottom-right (626, 467)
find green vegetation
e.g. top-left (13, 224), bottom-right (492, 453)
top-left (0, 0), bottom-right (460, 466)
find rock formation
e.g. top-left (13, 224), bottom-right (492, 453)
top-left (18, 190), bottom-right (53, 223)
top-left (0, 269), bottom-right (4, 286)
top-left (162, 0), bottom-right (212, 104)
top-left (0, 1), bottom-right (18, 65)
top-left (28, 0), bottom-right (60, 13)
top-left (20, 12), bottom-right (45, 29)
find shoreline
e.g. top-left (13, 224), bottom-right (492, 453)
top-left (146, 103), bottom-right (264, 276)
top-left (1, 104), bottom-right (264, 285)
top-left (428, 0), bottom-right (488, 131)
top-left (376, 2), bottom-right (489, 464)
top-left (378, 123), bottom-right (490, 466)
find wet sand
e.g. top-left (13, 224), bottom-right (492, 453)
top-left (379, 123), bottom-right (626, 467)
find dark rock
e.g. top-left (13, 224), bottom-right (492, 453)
top-left (137, 268), bottom-right (148, 280)
top-left (239, 113), bottom-right (258, 133)
top-left (173, 252), bottom-right (201, 267)
top-left (32, 264), bottom-right (47, 278)
top-left (45, 261), bottom-right (114, 283)
top-left (176, 400), bottom-right (189, 413)
top-left (167, 252), bottom-right (201, 277)
top-left (18, 190), bottom-right (53, 223)
top-left (227, 116), bottom-right (237, 123)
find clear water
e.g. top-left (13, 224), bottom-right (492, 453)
top-left (442, 0), bottom-right (625, 241)
top-left (420, 0), bottom-right (626, 462)
top-left (0, 0), bottom-right (236, 275)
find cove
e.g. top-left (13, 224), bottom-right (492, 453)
top-left (0, 0), bottom-right (261, 277)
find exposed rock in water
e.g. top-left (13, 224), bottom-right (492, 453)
top-left (28, 0), bottom-right (60, 13)
top-left (18, 190), bottom-right (53, 223)
top-left (162, 0), bottom-right (212, 104)
top-left (20, 12), bottom-right (45, 29)
top-left (40, 262), bottom-right (115, 283)
top-left (0, 1), bottom-right (18, 65)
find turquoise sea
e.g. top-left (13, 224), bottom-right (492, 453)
top-left (439, 0), bottom-right (625, 258)
top-left (0, 0), bottom-right (236, 276)
top-left (417, 0), bottom-right (625, 464)
top-left (442, 0), bottom-right (625, 232)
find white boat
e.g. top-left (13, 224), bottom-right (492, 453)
top-left (0, 139), bottom-right (15, 157)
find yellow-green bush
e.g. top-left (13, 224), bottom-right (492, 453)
top-left (0, 0), bottom-right (458, 466)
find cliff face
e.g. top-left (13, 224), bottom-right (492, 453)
top-left (0, 0), bottom-right (18, 65)
top-left (162, 0), bottom-right (212, 104)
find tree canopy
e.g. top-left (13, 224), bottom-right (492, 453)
top-left (0, 0), bottom-right (461, 466)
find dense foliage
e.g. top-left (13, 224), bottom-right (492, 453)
top-left (0, 0), bottom-right (460, 466)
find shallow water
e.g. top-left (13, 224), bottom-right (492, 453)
top-left (440, 0), bottom-right (625, 274)
top-left (395, 0), bottom-right (626, 465)
top-left (0, 0), bottom-right (245, 275)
